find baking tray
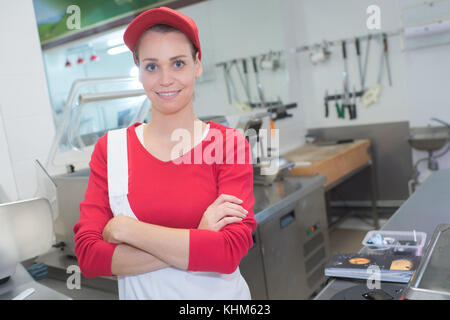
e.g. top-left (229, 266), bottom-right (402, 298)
top-left (404, 224), bottom-right (450, 300)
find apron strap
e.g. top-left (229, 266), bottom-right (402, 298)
top-left (107, 127), bottom-right (129, 197)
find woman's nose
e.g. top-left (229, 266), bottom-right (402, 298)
top-left (159, 68), bottom-right (174, 86)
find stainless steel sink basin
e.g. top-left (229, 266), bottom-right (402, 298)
top-left (408, 126), bottom-right (450, 152)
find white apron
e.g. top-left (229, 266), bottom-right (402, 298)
top-left (106, 127), bottom-right (251, 300)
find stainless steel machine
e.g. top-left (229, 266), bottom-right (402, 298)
top-left (0, 198), bottom-right (70, 300)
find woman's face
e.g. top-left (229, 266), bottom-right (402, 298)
top-left (137, 30), bottom-right (202, 115)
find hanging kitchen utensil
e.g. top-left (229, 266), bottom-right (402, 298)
top-left (362, 34), bottom-right (372, 89)
top-left (335, 91), bottom-right (345, 119)
top-left (355, 37), bottom-right (364, 91)
top-left (342, 40), bottom-right (351, 117)
top-left (324, 90), bottom-right (329, 118)
top-left (225, 60), bottom-right (252, 113)
top-left (223, 62), bottom-right (232, 104)
top-left (383, 33), bottom-right (392, 87)
top-left (234, 59), bottom-right (252, 103)
top-left (243, 59), bottom-right (251, 102)
top-left (362, 35), bottom-right (385, 107)
top-left (252, 56), bottom-right (266, 108)
top-left (349, 86), bottom-right (358, 120)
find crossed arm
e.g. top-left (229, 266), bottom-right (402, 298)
top-left (74, 130), bottom-right (255, 278)
top-left (105, 218), bottom-right (188, 274)
top-left (103, 194), bottom-right (248, 276)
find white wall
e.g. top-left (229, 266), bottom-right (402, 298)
top-left (3, 0), bottom-right (450, 200)
top-left (285, 0), bottom-right (410, 129)
top-left (0, 0), bottom-right (55, 201)
top-left (283, 0), bottom-right (450, 183)
top-left (399, 0), bottom-right (450, 182)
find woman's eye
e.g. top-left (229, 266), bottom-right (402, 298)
top-left (145, 63), bottom-right (157, 72)
top-left (174, 60), bottom-right (185, 68)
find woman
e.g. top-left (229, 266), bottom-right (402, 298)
top-left (73, 6), bottom-right (257, 300)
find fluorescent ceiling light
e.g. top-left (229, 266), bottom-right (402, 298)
top-left (107, 45), bottom-right (128, 55)
top-left (107, 37), bottom-right (124, 47)
top-left (129, 66), bottom-right (139, 77)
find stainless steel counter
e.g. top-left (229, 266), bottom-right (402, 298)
top-left (0, 264), bottom-right (70, 300)
top-left (253, 175), bottom-right (327, 224)
top-left (314, 168), bottom-right (450, 300)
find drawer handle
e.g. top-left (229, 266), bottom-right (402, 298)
top-left (280, 211), bottom-right (295, 229)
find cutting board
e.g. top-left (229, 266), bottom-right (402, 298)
top-left (283, 139), bottom-right (372, 187)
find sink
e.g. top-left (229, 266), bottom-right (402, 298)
top-left (408, 126), bottom-right (450, 152)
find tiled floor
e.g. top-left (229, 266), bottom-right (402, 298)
top-left (329, 210), bottom-right (391, 254)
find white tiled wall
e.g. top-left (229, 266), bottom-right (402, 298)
top-left (0, 0), bottom-right (55, 201)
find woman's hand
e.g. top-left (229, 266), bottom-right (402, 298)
top-left (198, 194), bottom-right (248, 232)
top-left (102, 215), bottom-right (137, 244)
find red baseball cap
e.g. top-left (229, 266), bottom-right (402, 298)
top-left (123, 6), bottom-right (201, 61)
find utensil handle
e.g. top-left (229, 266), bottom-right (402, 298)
top-left (355, 37), bottom-right (360, 56)
top-left (342, 41), bottom-right (347, 59)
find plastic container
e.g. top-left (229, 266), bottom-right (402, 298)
top-left (362, 230), bottom-right (427, 256)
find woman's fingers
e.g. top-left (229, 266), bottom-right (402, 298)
top-left (223, 202), bottom-right (248, 215)
top-left (214, 194), bottom-right (243, 206)
top-left (219, 207), bottom-right (247, 219)
top-left (216, 216), bottom-right (243, 231)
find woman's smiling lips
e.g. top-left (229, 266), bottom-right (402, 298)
top-left (156, 90), bottom-right (181, 100)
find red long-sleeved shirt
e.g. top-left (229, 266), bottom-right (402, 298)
top-left (73, 121), bottom-right (257, 278)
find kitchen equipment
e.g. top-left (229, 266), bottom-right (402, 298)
top-left (239, 115), bottom-right (293, 185)
top-left (260, 51), bottom-right (281, 71)
top-left (223, 62), bottom-right (232, 104)
top-left (0, 198), bottom-right (54, 283)
top-left (253, 157), bottom-right (295, 186)
top-left (355, 37), bottom-right (364, 90)
top-left (408, 118), bottom-right (450, 193)
top-left (362, 34), bottom-right (372, 89)
top-left (235, 59), bottom-right (251, 103)
top-left (239, 176), bottom-right (330, 299)
top-left (382, 33), bottom-right (392, 87)
top-left (341, 41), bottom-right (351, 116)
top-left (252, 56), bottom-right (266, 108)
top-left (309, 42), bottom-right (331, 65)
top-left (223, 61), bottom-right (252, 113)
top-left (362, 34), bottom-right (390, 107)
top-left (242, 59), bottom-right (251, 102)
top-left (348, 86), bottom-right (357, 120)
top-left (335, 91), bottom-right (345, 119)
top-left (198, 115), bottom-right (229, 127)
top-left (404, 224), bottom-right (450, 300)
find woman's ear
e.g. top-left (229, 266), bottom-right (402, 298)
top-left (194, 52), bottom-right (203, 79)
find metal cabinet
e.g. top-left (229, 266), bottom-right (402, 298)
top-left (239, 230), bottom-right (268, 300)
top-left (294, 187), bottom-right (330, 297)
top-left (241, 185), bottom-right (330, 300)
top-left (259, 202), bottom-right (307, 299)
